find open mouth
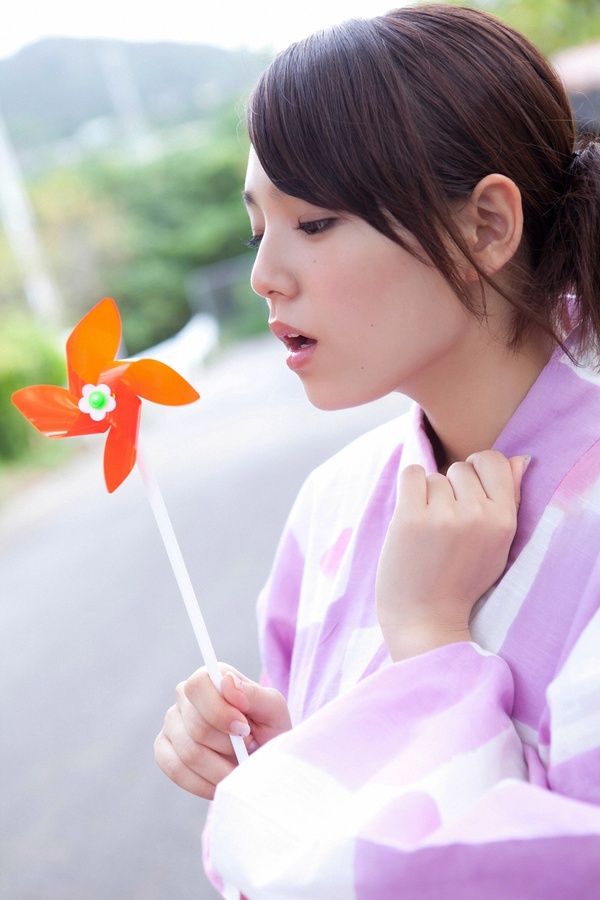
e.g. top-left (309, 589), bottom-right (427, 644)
top-left (284, 333), bottom-right (317, 352)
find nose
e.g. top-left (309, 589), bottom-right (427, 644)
top-left (250, 235), bottom-right (298, 302)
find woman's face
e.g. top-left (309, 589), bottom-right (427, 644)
top-left (244, 150), bottom-right (477, 411)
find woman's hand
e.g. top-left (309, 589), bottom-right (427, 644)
top-left (376, 450), bottom-right (529, 661)
top-left (154, 665), bottom-right (292, 799)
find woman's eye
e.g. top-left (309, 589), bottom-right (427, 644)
top-left (297, 218), bottom-right (335, 236)
top-left (243, 218), bottom-right (335, 248)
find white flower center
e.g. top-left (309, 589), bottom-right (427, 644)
top-left (78, 384), bottom-right (116, 421)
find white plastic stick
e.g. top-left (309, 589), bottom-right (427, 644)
top-left (136, 443), bottom-right (248, 764)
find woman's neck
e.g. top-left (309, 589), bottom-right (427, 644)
top-left (416, 326), bottom-right (552, 473)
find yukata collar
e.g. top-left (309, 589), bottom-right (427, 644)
top-left (494, 338), bottom-right (600, 561)
top-left (407, 334), bottom-right (600, 563)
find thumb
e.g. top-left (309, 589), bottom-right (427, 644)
top-left (508, 454), bottom-right (531, 509)
top-left (221, 671), bottom-right (291, 741)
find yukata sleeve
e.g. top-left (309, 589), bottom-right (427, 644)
top-left (254, 472), bottom-right (318, 697)
top-left (208, 615), bottom-right (600, 899)
top-left (255, 524), bottom-right (304, 697)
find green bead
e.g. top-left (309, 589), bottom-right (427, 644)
top-left (88, 389), bottom-right (108, 410)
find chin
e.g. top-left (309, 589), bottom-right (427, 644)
top-left (302, 382), bottom-right (391, 411)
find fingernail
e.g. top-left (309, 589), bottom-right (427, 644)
top-left (248, 740), bottom-right (260, 754)
top-left (230, 720), bottom-right (251, 738)
top-left (522, 454), bottom-right (532, 473)
top-left (224, 672), bottom-right (245, 691)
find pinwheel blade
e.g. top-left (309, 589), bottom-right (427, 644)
top-left (11, 385), bottom-right (108, 438)
top-left (120, 358), bottom-right (200, 405)
top-left (67, 298), bottom-right (122, 390)
top-left (103, 392), bottom-right (141, 492)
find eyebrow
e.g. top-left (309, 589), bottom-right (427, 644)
top-left (242, 183), bottom-right (285, 208)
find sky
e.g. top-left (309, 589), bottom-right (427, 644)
top-left (0, 0), bottom-right (396, 60)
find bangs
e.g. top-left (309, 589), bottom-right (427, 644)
top-left (245, 21), bottom-right (418, 235)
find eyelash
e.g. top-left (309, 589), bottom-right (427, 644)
top-left (243, 218), bottom-right (335, 249)
top-left (297, 218), bottom-right (335, 237)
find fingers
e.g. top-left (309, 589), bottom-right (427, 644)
top-left (155, 665), bottom-right (243, 790)
top-left (154, 666), bottom-right (251, 801)
top-left (444, 461), bottom-right (487, 503)
top-left (181, 665), bottom-right (291, 748)
top-left (183, 668), bottom-right (252, 746)
top-left (221, 672), bottom-right (292, 744)
top-left (508, 454), bottom-right (531, 508)
top-left (398, 451), bottom-right (531, 509)
top-left (426, 471), bottom-right (457, 504)
top-left (154, 707), bottom-right (236, 800)
top-left (181, 664), bottom-right (291, 753)
top-left (154, 665), bottom-right (293, 799)
top-left (396, 463), bottom-right (427, 507)
top-left (395, 465), bottom-right (457, 518)
top-left (465, 450), bottom-right (531, 508)
top-left (462, 449), bottom-right (515, 503)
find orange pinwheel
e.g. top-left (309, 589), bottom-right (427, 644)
top-left (12, 297), bottom-right (199, 492)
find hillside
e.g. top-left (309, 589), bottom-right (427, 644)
top-left (0, 37), bottom-right (270, 164)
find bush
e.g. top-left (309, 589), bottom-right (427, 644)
top-left (21, 109), bottom-right (258, 356)
top-left (77, 135), bottom-right (253, 354)
top-left (0, 312), bottom-right (65, 461)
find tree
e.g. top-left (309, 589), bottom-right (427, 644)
top-left (456, 0), bottom-right (600, 54)
top-left (21, 110), bottom-right (257, 355)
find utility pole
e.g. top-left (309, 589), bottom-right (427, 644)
top-left (98, 43), bottom-right (160, 163)
top-left (0, 109), bottom-right (62, 326)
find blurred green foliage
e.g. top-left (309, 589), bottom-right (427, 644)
top-left (17, 109), bottom-right (259, 355)
top-left (0, 99), bottom-right (266, 473)
top-left (0, 313), bottom-right (64, 462)
top-left (82, 136), bottom-right (254, 353)
top-left (454, 0), bottom-right (600, 54)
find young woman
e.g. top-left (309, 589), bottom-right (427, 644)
top-left (155, 5), bottom-right (600, 896)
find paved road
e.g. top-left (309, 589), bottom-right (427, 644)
top-left (0, 335), bottom-right (407, 899)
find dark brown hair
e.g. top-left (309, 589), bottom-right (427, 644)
top-left (247, 4), bottom-right (600, 358)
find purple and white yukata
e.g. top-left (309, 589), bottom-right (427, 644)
top-left (206, 338), bottom-right (600, 899)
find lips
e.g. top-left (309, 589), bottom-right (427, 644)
top-left (269, 321), bottom-right (317, 371)
top-left (269, 321), bottom-right (317, 349)
top-left (281, 332), bottom-right (317, 352)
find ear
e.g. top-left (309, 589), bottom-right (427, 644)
top-left (457, 174), bottom-right (523, 280)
